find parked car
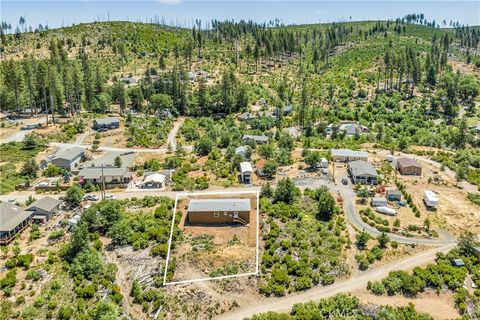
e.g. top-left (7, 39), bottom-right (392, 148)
top-left (341, 178), bottom-right (348, 185)
top-left (105, 194), bottom-right (116, 200)
top-left (84, 194), bottom-right (99, 201)
top-left (321, 168), bottom-right (328, 175)
top-left (397, 201), bottom-right (406, 207)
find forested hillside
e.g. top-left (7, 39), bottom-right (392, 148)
top-left (1, 16), bottom-right (479, 184)
top-left (1, 14), bottom-right (480, 319)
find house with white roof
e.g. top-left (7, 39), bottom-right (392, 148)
top-left (240, 162), bottom-right (253, 184)
top-left (140, 173), bottom-right (166, 189)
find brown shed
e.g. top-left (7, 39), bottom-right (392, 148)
top-left (396, 158), bottom-right (422, 175)
top-left (187, 199), bottom-right (251, 225)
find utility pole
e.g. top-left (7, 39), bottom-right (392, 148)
top-left (332, 162), bottom-right (335, 183)
top-left (101, 163), bottom-right (106, 200)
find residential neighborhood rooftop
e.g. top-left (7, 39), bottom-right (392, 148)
top-left (93, 117), bottom-right (120, 125)
top-left (53, 147), bottom-right (85, 161)
top-left (243, 134), bottom-right (269, 142)
top-left (143, 173), bottom-right (166, 184)
top-left (240, 162), bottom-right (253, 173)
top-left (332, 149), bottom-right (369, 158)
top-left (387, 189), bottom-right (402, 195)
top-left (348, 160), bottom-right (378, 177)
top-left (78, 167), bottom-right (132, 179)
top-left (188, 198), bottom-right (251, 212)
top-left (26, 196), bottom-right (62, 213)
top-left (397, 157), bottom-right (422, 168)
top-left (0, 202), bottom-right (32, 233)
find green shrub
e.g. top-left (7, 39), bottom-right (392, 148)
top-left (26, 269), bottom-right (41, 281)
top-left (367, 280), bottom-right (386, 295)
top-left (58, 305), bottom-right (74, 320)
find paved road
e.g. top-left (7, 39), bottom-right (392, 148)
top-left (0, 186), bottom-right (261, 203)
top-left (2, 175), bottom-right (455, 246)
top-left (293, 176), bottom-right (455, 246)
top-left (217, 243), bottom-right (455, 320)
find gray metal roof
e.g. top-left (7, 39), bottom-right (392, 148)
top-left (452, 258), bottom-right (465, 266)
top-left (94, 117), bottom-right (120, 126)
top-left (0, 202), bottom-right (32, 232)
top-left (332, 149), bottom-right (368, 158)
top-left (235, 146), bottom-right (247, 154)
top-left (27, 196), bottom-right (61, 213)
top-left (386, 189), bottom-right (401, 195)
top-left (349, 160), bottom-right (378, 177)
top-left (238, 112), bottom-right (255, 120)
top-left (53, 147), bottom-right (85, 162)
top-left (243, 134), bottom-right (269, 142)
top-left (340, 123), bottom-right (359, 135)
top-left (188, 199), bottom-right (251, 212)
top-left (240, 162), bottom-right (253, 173)
top-left (79, 167), bottom-right (131, 180)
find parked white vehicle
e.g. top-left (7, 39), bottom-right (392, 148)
top-left (376, 206), bottom-right (397, 216)
top-left (84, 194), bottom-right (99, 201)
top-left (320, 158), bottom-right (329, 168)
top-left (105, 194), bottom-right (117, 200)
top-left (423, 190), bottom-right (439, 208)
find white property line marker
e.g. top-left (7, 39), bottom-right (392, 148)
top-left (163, 190), bottom-right (260, 286)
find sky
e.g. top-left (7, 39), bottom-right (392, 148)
top-left (1, 0), bottom-right (479, 30)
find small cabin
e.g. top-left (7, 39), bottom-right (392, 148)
top-left (240, 162), bottom-right (253, 184)
top-left (386, 189), bottom-right (402, 201)
top-left (187, 199), bottom-right (251, 225)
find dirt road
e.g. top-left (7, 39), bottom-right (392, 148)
top-left (216, 243), bottom-right (455, 320)
top-left (50, 118), bottom-right (192, 154)
top-left (167, 117), bottom-right (184, 151)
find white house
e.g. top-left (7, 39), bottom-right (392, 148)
top-left (240, 162), bottom-right (253, 184)
top-left (140, 173), bottom-right (166, 189)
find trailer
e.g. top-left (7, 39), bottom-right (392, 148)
top-left (376, 206), bottom-right (396, 216)
top-left (423, 190), bottom-right (439, 208)
top-left (371, 197), bottom-right (388, 207)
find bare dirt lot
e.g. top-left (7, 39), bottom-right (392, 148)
top-left (170, 193), bottom-right (258, 283)
top-left (368, 149), bottom-right (480, 235)
top-left (353, 289), bottom-right (460, 320)
top-left (85, 126), bottom-right (129, 148)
